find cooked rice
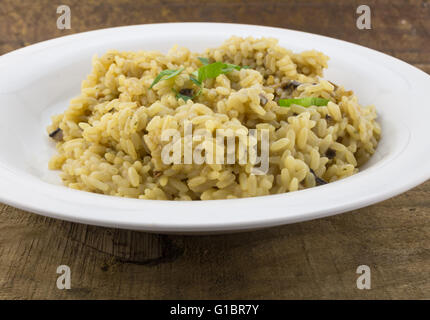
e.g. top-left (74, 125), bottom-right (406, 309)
top-left (47, 36), bottom-right (380, 200)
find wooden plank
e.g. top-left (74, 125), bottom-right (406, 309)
top-left (0, 180), bottom-right (429, 299)
top-left (0, 0), bottom-right (428, 299)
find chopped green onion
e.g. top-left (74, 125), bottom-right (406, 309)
top-left (149, 68), bottom-right (184, 89)
top-left (198, 57), bottom-right (210, 65)
top-left (279, 97), bottom-right (329, 107)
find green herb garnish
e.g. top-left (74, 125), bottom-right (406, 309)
top-left (190, 75), bottom-right (202, 86)
top-left (197, 62), bottom-right (248, 83)
top-left (171, 61), bottom-right (249, 101)
top-left (198, 57), bottom-right (210, 65)
top-left (279, 97), bottom-right (329, 107)
top-left (149, 68), bottom-right (184, 89)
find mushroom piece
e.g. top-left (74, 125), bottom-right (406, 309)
top-left (179, 88), bottom-right (194, 97)
top-left (49, 128), bottom-right (63, 141)
top-left (259, 93), bottom-right (268, 106)
top-left (310, 168), bottom-right (328, 186)
top-left (282, 80), bottom-right (302, 91)
top-left (325, 148), bottom-right (336, 159)
top-left (153, 170), bottom-right (163, 178)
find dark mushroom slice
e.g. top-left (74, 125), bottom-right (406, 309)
top-left (179, 88), bottom-right (194, 97)
top-left (328, 80), bottom-right (353, 97)
top-left (279, 80), bottom-right (303, 98)
top-left (325, 114), bottom-right (335, 125)
top-left (259, 93), bottom-right (268, 106)
top-left (153, 170), bottom-right (163, 178)
top-left (310, 168), bottom-right (328, 186)
top-left (49, 128), bottom-right (63, 141)
top-left (282, 80), bottom-right (302, 91)
top-left (325, 148), bottom-right (336, 159)
top-left (328, 81), bottom-right (339, 90)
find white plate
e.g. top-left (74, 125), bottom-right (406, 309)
top-left (0, 23), bottom-right (429, 233)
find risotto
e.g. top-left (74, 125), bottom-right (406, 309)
top-left (47, 37), bottom-right (380, 200)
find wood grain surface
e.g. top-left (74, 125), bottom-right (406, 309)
top-left (0, 0), bottom-right (429, 299)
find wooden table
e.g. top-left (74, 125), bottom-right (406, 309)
top-left (0, 0), bottom-right (429, 299)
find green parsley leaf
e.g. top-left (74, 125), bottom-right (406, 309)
top-left (197, 62), bottom-right (226, 82)
top-left (181, 61), bottom-right (249, 101)
top-left (197, 62), bottom-right (248, 83)
top-left (278, 97), bottom-right (330, 107)
top-left (149, 68), bottom-right (184, 89)
top-left (198, 57), bottom-right (210, 65)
